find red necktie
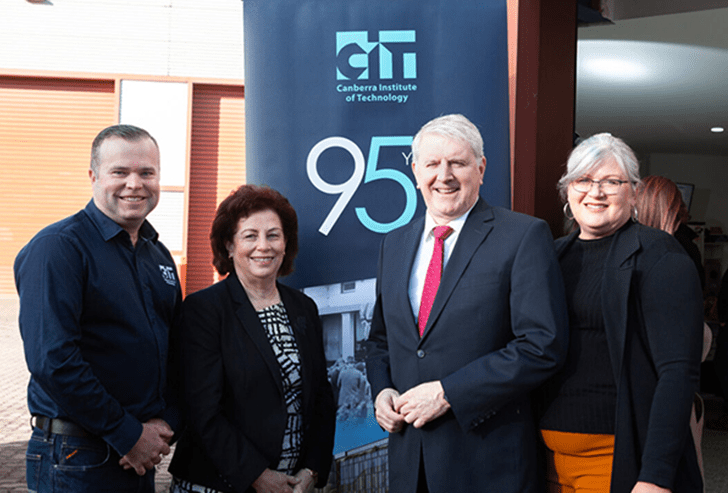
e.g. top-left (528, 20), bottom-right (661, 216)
top-left (418, 225), bottom-right (453, 336)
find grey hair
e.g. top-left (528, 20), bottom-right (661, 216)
top-left (412, 114), bottom-right (485, 164)
top-left (557, 132), bottom-right (641, 201)
top-left (90, 124), bottom-right (159, 174)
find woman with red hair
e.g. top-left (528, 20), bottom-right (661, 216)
top-left (635, 176), bottom-right (704, 287)
top-left (635, 175), bottom-right (709, 480)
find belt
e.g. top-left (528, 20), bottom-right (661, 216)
top-left (32, 416), bottom-right (93, 438)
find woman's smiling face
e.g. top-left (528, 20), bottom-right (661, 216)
top-left (227, 209), bottom-right (286, 285)
top-left (568, 158), bottom-right (635, 240)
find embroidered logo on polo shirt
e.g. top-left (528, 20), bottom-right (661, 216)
top-left (159, 265), bottom-right (177, 286)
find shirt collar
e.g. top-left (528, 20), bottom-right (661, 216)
top-left (84, 199), bottom-right (159, 243)
top-left (423, 201), bottom-right (476, 239)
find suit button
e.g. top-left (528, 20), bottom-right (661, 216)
top-left (416, 349), bottom-right (425, 358)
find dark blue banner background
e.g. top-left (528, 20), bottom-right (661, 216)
top-left (245, 0), bottom-right (510, 289)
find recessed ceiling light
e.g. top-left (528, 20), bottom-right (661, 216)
top-left (711, 127), bottom-right (725, 133)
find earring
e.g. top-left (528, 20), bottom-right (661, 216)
top-left (632, 206), bottom-right (639, 223)
top-left (563, 203), bottom-right (574, 220)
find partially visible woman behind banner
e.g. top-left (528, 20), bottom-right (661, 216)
top-left (635, 174), bottom-right (711, 481)
top-left (537, 134), bottom-right (704, 493)
top-left (169, 185), bottom-right (335, 493)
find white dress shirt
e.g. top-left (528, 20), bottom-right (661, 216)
top-left (408, 204), bottom-right (476, 320)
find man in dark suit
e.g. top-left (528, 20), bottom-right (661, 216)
top-left (366, 114), bottom-right (568, 493)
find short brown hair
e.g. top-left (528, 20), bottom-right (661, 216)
top-left (90, 124), bottom-right (158, 174)
top-left (210, 185), bottom-right (299, 277)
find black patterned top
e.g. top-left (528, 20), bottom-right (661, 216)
top-left (256, 302), bottom-right (303, 474)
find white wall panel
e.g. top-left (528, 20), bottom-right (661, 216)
top-left (119, 80), bottom-right (189, 254)
top-left (0, 0), bottom-right (243, 80)
top-left (148, 190), bottom-right (185, 252)
top-left (120, 80), bottom-right (189, 187)
top-left (169, 4), bottom-right (244, 79)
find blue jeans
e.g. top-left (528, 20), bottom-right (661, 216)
top-left (26, 427), bottom-right (156, 493)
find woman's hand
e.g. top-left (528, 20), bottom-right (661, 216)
top-left (631, 481), bottom-right (671, 493)
top-left (292, 469), bottom-right (316, 493)
top-left (252, 468), bottom-right (300, 493)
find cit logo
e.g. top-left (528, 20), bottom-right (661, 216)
top-left (336, 30), bottom-right (416, 81)
top-left (159, 265), bottom-right (177, 286)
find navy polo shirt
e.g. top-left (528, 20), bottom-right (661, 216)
top-left (14, 200), bottom-right (182, 456)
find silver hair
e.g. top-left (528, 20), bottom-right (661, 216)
top-left (557, 132), bottom-right (641, 201)
top-left (412, 114), bottom-right (485, 164)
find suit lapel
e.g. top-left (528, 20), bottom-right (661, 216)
top-left (398, 216), bottom-right (425, 337)
top-left (279, 285), bottom-right (311, 413)
top-left (560, 224), bottom-right (638, 382)
top-left (420, 199), bottom-right (494, 341)
top-left (555, 230), bottom-right (579, 259)
top-left (601, 222), bottom-right (639, 383)
top-left (225, 275), bottom-right (284, 397)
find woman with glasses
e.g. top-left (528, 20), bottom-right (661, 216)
top-left (537, 133), bottom-right (704, 493)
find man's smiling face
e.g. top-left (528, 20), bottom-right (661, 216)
top-left (90, 136), bottom-right (160, 236)
top-left (412, 133), bottom-right (486, 225)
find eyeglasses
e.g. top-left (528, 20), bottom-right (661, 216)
top-left (571, 178), bottom-right (630, 195)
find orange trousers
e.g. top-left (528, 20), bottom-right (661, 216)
top-left (540, 429), bottom-right (615, 493)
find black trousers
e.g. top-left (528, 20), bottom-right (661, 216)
top-left (416, 453), bottom-right (429, 493)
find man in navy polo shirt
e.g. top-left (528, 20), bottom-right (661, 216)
top-left (15, 124), bottom-right (183, 492)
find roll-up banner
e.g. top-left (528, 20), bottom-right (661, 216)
top-left (244, 0), bottom-right (509, 463)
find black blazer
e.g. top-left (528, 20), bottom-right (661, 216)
top-left (169, 275), bottom-right (335, 492)
top-left (366, 198), bottom-right (569, 493)
top-left (555, 221), bottom-right (703, 493)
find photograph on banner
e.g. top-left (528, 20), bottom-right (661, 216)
top-left (244, 0), bottom-right (510, 484)
top-left (301, 278), bottom-right (385, 454)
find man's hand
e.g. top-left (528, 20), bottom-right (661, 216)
top-left (252, 468), bottom-right (300, 493)
top-left (143, 418), bottom-right (174, 444)
top-left (374, 388), bottom-right (406, 433)
top-left (631, 482), bottom-right (671, 493)
top-left (119, 419), bottom-right (173, 475)
top-left (291, 469), bottom-right (316, 493)
top-left (394, 381), bottom-right (450, 428)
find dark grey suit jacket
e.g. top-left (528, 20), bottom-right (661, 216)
top-left (366, 198), bottom-right (568, 493)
